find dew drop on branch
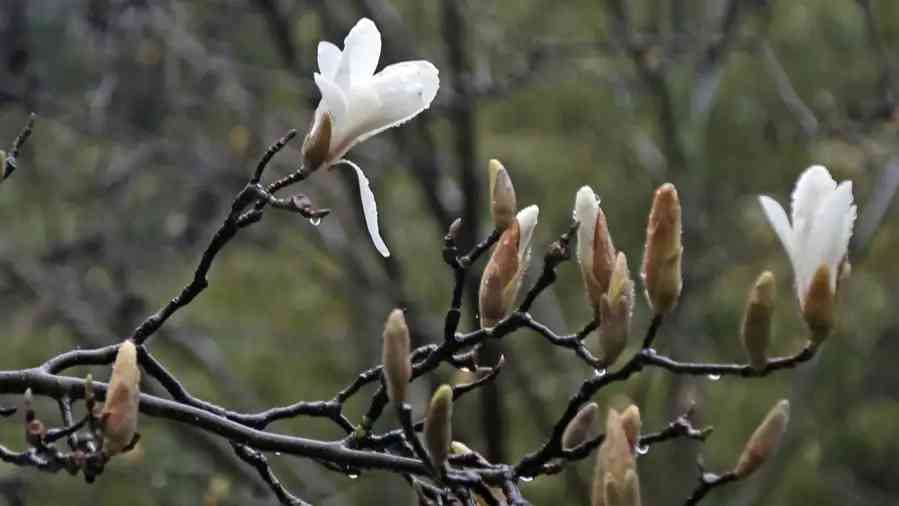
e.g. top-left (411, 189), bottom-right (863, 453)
top-left (520, 476), bottom-right (534, 483)
top-left (592, 368), bottom-right (607, 378)
top-left (636, 444), bottom-right (650, 456)
top-left (348, 473), bottom-right (359, 480)
top-left (309, 217), bottom-right (322, 227)
top-left (707, 374), bottom-right (721, 381)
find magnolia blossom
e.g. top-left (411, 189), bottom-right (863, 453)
top-left (758, 165), bottom-right (855, 307)
top-left (306, 18), bottom-right (440, 257)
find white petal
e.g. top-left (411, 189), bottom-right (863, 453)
top-left (337, 18), bottom-right (381, 88)
top-left (790, 165), bottom-right (836, 248)
top-left (317, 41), bottom-right (342, 80)
top-left (759, 195), bottom-right (794, 259)
top-left (806, 181), bottom-right (855, 292)
top-left (515, 205), bottom-right (540, 264)
top-left (322, 61), bottom-right (438, 164)
top-left (759, 195), bottom-right (801, 298)
top-left (314, 73), bottom-right (347, 128)
top-left (340, 159), bottom-right (390, 257)
top-left (574, 186), bottom-right (599, 271)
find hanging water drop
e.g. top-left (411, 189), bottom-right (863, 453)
top-left (309, 216), bottom-right (322, 226)
top-left (592, 368), bottom-right (607, 378)
top-left (636, 444), bottom-right (650, 456)
top-left (707, 374), bottom-right (721, 381)
top-left (348, 473), bottom-right (359, 480)
top-left (520, 476), bottom-right (534, 483)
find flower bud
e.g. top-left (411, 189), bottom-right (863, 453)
top-left (562, 402), bottom-right (599, 450)
top-left (641, 183), bottom-right (683, 315)
top-left (802, 264), bottom-right (834, 342)
top-left (574, 186), bottom-right (617, 310)
top-left (619, 405), bottom-right (641, 450)
top-left (102, 340), bottom-right (141, 456)
top-left (597, 253), bottom-right (634, 367)
top-left (592, 409), bottom-right (635, 506)
top-left (478, 206), bottom-right (539, 327)
top-left (424, 385), bottom-right (453, 471)
top-left (488, 159), bottom-right (517, 231)
top-left (734, 399), bottom-right (789, 478)
top-left (604, 469), bottom-right (642, 506)
top-left (742, 271), bottom-right (775, 370)
top-left (382, 309), bottom-right (411, 405)
top-left (301, 111), bottom-right (332, 172)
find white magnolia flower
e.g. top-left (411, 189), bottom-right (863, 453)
top-left (758, 165), bottom-right (856, 306)
top-left (307, 18), bottom-right (440, 257)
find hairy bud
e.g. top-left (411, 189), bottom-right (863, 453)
top-left (742, 271), bottom-right (775, 370)
top-left (574, 186), bottom-right (617, 310)
top-left (802, 265), bottom-right (834, 343)
top-left (424, 385), bottom-right (453, 471)
top-left (592, 409), bottom-right (635, 506)
top-left (641, 183), bottom-right (683, 315)
top-left (301, 111), bottom-right (332, 172)
top-left (619, 405), bottom-right (641, 450)
top-left (604, 469), bottom-right (642, 506)
top-left (488, 159), bottom-right (517, 231)
top-left (382, 309), bottom-right (411, 405)
top-left (562, 402), bottom-right (599, 450)
top-left (597, 253), bottom-right (634, 367)
top-left (101, 340), bottom-right (141, 456)
top-left (479, 206), bottom-right (539, 327)
top-left (734, 399), bottom-right (790, 478)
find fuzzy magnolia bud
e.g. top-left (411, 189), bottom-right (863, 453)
top-left (604, 469), bottom-right (642, 506)
top-left (574, 186), bottom-right (617, 310)
top-left (734, 399), bottom-right (790, 478)
top-left (489, 159), bottom-right (517, 231)
top-left (641, 183), bottom-right (683, 315)
top-left (619, 405), bottom-right (641, 450)
top-left (592, 409), bottom-right (635, 506)
top-left (479, 206), bottom-right (539, 328)
top-left (382, 309), bottom-right (411, 405)
top-left (102, 340), bottom-right (141, 456)
top-left (563, 402), bottom-right (599, 450)
top-left (802, 265), bottom-right (834, 343)
top-left (424, 385), bottom-right (453, 471)
top-left (597, 252), bottom-right (634, 367)
top-left (742, 271), bottom-right (776, 370)
top-left (301, 111), bottom-right (332, 172)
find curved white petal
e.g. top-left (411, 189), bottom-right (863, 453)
top-left (355, 61), bottom-right (439, 144)
top-left (806, 181), bottom-right (855, 292)
top-left (758, 195), bottom-right (794, 259)
top-left (759, 195), bottom-right (801, 299)
top-left (337, 18), bottom-right (381, 88)
top-left (515, 205), bottom-right (539, 265)
top-left (317, 42), bottom-right (342, 80)
top-left (314, 73), bottom-right (348, 127)
top-left (791, 165), bottom-right (836, 248)
top-left (340, 159), bottom-right (390, 257)
top-left (574, 186), bottom-right (599, 271)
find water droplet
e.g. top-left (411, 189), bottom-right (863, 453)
top-left (274, 452), bottom-right (281, 456)
top-left (636, 444), bottom-right (650, 456)
top-left (520, 476), bottom-right (534, 483)
top-left (309, 217), bottom-right (322, 226)
top-left (707, 374), bottom-right (721, 381)
top-left (459, 367), bottom-right (471, 373)
top-left (592, 368), bottom-right (607, 378)
top-left (348, 473), bottom-right (359, 480)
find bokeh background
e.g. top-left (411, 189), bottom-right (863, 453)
top-left (1, 1), bottom-right (898, 505)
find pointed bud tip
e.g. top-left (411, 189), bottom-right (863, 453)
top-left (489, 159), bottom-right (517, 231)
top-left (382, 309), bottom-right (411, 405)
top-left (562, 402), bottom-right (600, 450)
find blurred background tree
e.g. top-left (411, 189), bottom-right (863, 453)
top-left (0, 0), bottom-right (897, 504)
